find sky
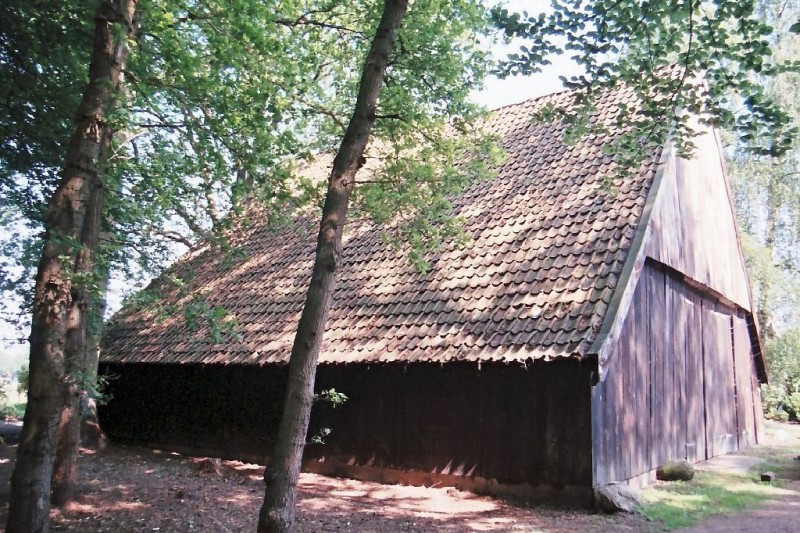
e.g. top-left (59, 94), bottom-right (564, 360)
top-left (0, 0), bottom-right (579, 369)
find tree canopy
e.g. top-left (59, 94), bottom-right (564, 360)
top-left (493, 0), bottom-right (798, 162)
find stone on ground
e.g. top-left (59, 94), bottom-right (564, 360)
top-left (656, 460), bottom-right (695, 481)
top-left (594, 483), bottom-right (642, 513)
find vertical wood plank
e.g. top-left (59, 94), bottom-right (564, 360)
top-left (685, 290), bottom-right (706, 461)
top-left (732, 316), bottom-right (756, 447)
top-left (622, 293), bottom-right (635, 481)
top-left (591, 378), bottom-right (608, 485)
top-left (668, 274), bottom-right (688, 459)
top-left (648, 263), bottom-right (667, 469)
top-left (631, 271), bottom-right (649, 480)
top-left (702, 303), bottom-right (737, 457)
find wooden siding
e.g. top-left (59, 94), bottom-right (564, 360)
top-left (99, 360), bottom-right (594, 488)
top-left (644, 122), bottom-right (751, 309)
top-left (702, 305), bottom-right (737, 457)
top-left (592, 260), bottom-right (763, 485)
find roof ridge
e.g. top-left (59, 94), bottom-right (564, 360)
top-left (487, 86), bottom-right (573, 113)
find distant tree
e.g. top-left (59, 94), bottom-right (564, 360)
top-left (725, 0), bottom-right (800, 419)
top-left (726, 0), bottom-right (800, 339)
top-left (761, 330), bottom-right (800, 420)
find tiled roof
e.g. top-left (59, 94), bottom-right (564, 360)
top-left (102, 87), bottom-right (662, 366)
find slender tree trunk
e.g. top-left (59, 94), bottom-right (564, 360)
top-left (6, 1), bottom-right (138, 530)
top-left (80, 260), bottom-right (110, 451)
top-left (756, 183), bottom-right (779, 340)
top-left (257, 1), bottom-right (408, 531)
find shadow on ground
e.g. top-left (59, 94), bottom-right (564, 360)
top-left (0, 443), bottom-right (647, 532)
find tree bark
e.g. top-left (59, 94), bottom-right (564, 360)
top-left (257, 1), bottom-right (408, 531)
top-left (52, 171), bottom-right (105, 507)
top-left (80, 259), bottom-right (110, 451)
top-left (756, 182), bottom-right (779, 341)
top-left (6, 1), bottom-right (138, 530)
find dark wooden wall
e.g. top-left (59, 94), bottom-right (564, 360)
top-left (99, 359), bottom-right (594, 488)
top-left (592, 260), bottom-right (763, 485)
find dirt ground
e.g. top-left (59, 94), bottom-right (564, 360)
top-left (0, 442), bottom-right (649, 532)
top-left (1, 422), bottom-right (799, 532)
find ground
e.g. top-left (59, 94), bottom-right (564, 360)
top-left (0, 422), bottom-right (798, 532)
top-left (0, 442), bottom-right (648, 532)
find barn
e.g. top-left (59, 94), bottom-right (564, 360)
top-left (99, 86), bottom-right (766, 503)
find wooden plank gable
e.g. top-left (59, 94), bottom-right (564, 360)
top-left (644, 120), bottom-right (752, 310)
top-left (590, 120), bottom-right (765, 486)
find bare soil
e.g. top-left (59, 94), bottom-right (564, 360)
top-left (2, 421), bottom-right (799, 531)
top-left (0, 443), bottom-right (648, 532)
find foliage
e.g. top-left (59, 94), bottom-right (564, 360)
top-left (727, 0), bottom-right (800, 345)
top-left (182, 295), bottom-right (240, 344)
top-left (492, 0), bottom-right (798, 170)
top-left (314, 388), bottom-right (348, 408)
top-left (725, 1), bottom-right (800, 421)
top-left (15, 364), bottom-right (28, 396)
top-left (761, 329), bottom-right (800, 421)
top-left (0, 365), bottom-right (26, 418)
top-left (0, 403), bottom-right (26, 419)
top-left (62, 369), bottom-right (112, 405)
top-left (328, 0), bottom-right (498, 268)
top-left (0, 0), bottom-right (376, 335)
top-left (309, 389), bottom-right (348, 445)
top-left (0, 0), bottom-right (93, 330)
top-left (2, 0), bottom-right (497, 344)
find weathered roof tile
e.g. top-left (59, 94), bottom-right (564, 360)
top-left (102, 86), bottom-right (661, 366)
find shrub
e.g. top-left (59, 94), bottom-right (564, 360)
top-left (16, 364), bottom-right (28, 395)
top-left (0, 403), bottom-right (26, 419)
top-left (762, 330), bottom-right (800, 421)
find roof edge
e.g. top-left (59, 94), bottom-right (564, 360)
top-left (586, 140), bottom-right (673, 378)
top-left (709, 126), bottom-right (767, 379)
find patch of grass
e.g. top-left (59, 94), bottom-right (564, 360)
top-left (641, 470), bottom-right (791, 530)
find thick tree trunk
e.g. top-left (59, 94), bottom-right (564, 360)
top-left (257, 2), bottom-right (408, 531)
top-left (6, 1), bottom-right (138, 530)
top-left (52, 176), bottom-right (105, 507)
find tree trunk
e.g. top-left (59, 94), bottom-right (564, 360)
top-left (6, 1), bottom-right (138, 530)
top-left (756, 182), bottom-right (779, 341)
top-left (257, 2), bottom-right (408, 531)
top-left (80, 259), bottom-right (110, 451)
top-left (52, 173), bottom-right (105, 507)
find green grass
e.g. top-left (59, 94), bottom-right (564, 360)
top-left (641, 422), bottom-right (800, 530)
top-left (641, 470), bottom-right (789, 529)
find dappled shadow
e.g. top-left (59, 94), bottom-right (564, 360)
top-left (0, 443), bottom-right (646, 532)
